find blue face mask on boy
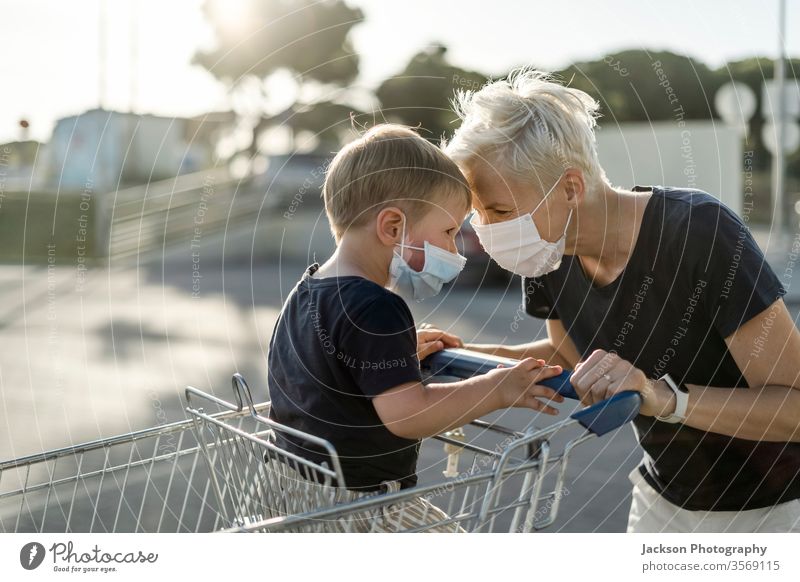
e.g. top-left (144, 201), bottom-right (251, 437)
top-left (387, 215), bottom-right (467, 301)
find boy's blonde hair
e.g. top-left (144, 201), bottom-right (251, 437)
top-left (322, 124), bottom-right (471, 241)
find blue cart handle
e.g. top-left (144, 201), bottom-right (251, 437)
top-left (422, 348), bottom-right (641, 436)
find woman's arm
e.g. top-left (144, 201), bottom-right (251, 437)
top-left (570, 299), bottom-right (800, 442)
top-left (465, 319), bottom-right (581, 369)
top-left (680, 297), bottom-right (800, 442)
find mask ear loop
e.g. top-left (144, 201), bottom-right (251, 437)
top-left (563, 208), bottom-right (574, 236)
top-left (388, 213), bottom-right (407, 289)
top-left (390, 214), bottom-right (427, 289)
top-left (395, 212), bottom-right (427, 257)
top-left (393, 212), bottom-right (407, 261)
top-left (531, 171), bottom-right (567, 216)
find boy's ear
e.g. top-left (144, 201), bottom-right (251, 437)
top-left (375, 207), bottom-right (405, 247)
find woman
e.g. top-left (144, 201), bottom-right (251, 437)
top-left (441, 68), bottom-right (800, 532)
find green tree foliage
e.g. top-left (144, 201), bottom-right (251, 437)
top-left (720, 57), bottom-right (800, 173)
top-left (555, 50), bottom-right (723, 123)
top-left (554, 52), bottom-right (799, 178)
top-left (194, 0), bottom-right (362, 87)
top-left (375, 44), bottom-right (487, 142)
top-left (193, 0), bottom-right (364, 155)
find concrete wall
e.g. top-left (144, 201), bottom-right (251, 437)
top-left (596, 120), bottom-right (743, 214)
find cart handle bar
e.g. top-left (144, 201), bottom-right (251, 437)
top-left (422, 348), bottom-right (641, 437)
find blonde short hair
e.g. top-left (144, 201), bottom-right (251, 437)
top-left (323, 124), bottom-right (471, 241)
top-left (444, 68), bottom-right (609, 193)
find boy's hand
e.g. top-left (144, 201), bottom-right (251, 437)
top-left (416, 324), bottom-right (464, 361)
top-left (489, 358), bottom-right (565, 415)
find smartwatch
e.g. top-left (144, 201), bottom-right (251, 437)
top-left (654, 373), bottom-right (689, 423)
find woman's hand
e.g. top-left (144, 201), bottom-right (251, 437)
top-left (416, 323), bottom-right (464, 361)
top-left (570, 349), bottom-right (675, 417)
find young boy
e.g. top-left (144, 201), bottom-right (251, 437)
top-left (265, 124), bottom-right (564, 531)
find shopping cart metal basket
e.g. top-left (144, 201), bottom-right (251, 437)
top-left (0, 391), bottom-right (269, 533)
top-left (0, 373), bottom-right (352, 533)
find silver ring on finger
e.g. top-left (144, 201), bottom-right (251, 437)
top-left (596, 374), bottom-right (613, 391)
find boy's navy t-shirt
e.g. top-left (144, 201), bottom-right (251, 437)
top-left (523, 186), bottom-right (798, 511)
top-left (267, 263), bottom-right (422, 491)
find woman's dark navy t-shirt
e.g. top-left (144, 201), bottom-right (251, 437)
top-left (524, 186), bottom-right (799, 511)
top-left (266, 263), bottom-right (422, 491)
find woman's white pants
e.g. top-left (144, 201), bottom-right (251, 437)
top-left (626, 465), bottom-right (800, 533)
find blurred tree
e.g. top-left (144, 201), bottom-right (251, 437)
top-left (722, 56), bottom-right (800, 101)
top-left (376, 44), bottom-right (487, 142)
top-left (719, 57), bottom-right (800, 173)
top-left (194, 0), bottom-right (365, 158)
top-left (555, 50), bottom-right (722, 123)
top-left (553, 50), bottom-right (800, 220)
top-left (554, 53), bottom-right (800, 166)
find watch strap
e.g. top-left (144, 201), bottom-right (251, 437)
top-left (655, 374), bottom-right (688, 423)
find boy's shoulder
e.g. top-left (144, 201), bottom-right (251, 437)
top-left (298, 263), bottom-right (415, 334)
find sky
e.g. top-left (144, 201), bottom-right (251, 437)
top-left (1, 0), bottom-right (798, 144)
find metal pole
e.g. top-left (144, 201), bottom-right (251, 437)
top-left (98, 0), bottom-right (106, 109)
top-left (130, 0), bottom-right (138, 114)
top-left (775, 0), bottom-right (787, 236)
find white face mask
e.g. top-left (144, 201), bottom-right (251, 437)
top-left (470, 173), bottom-right (572, 278)
top-left (387, 215), bottom-right (467, 301)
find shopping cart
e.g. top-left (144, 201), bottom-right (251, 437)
top-left (0, 384), bottom-right (269, 533)
top-left (199, 349), bottom-right (642, 533)
top-left (0, 349), bottom-right (641, 533)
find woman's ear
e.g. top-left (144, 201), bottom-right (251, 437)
top-left (375, 207), bottom-right (405, 247)
top-left (563, 168), bottom-right (585, 208)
